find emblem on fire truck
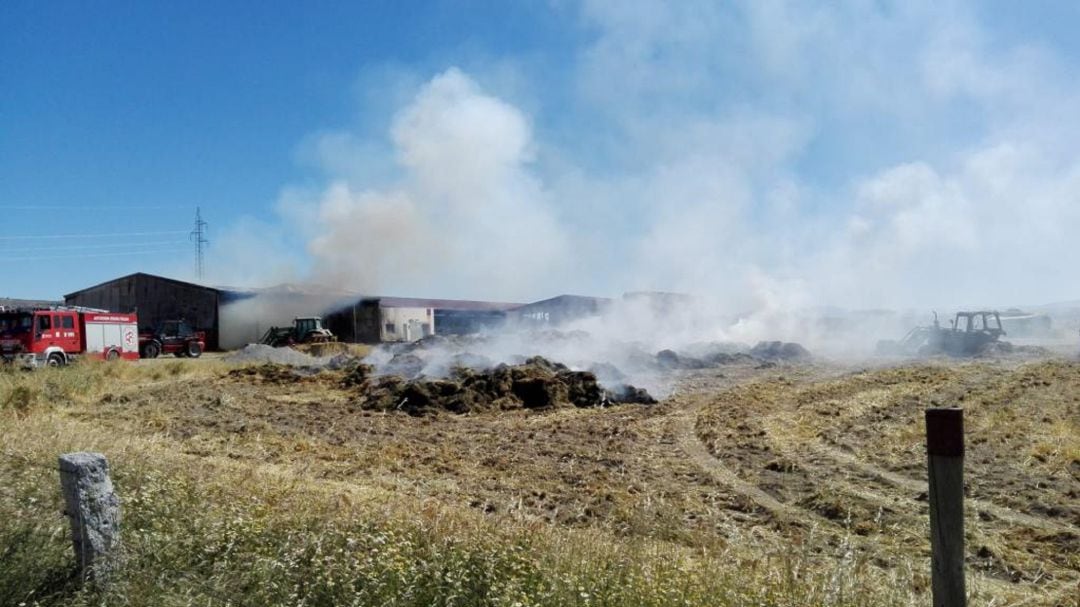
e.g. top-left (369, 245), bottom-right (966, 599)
top-left (124, 328), bottom-right (136, 347)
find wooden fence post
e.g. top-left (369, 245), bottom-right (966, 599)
top-left (926, 408), bottom-right (965, 607)
top-left (58, 452), bottom-right (121, 582)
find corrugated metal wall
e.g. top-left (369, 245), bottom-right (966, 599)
top-left (65, 274), bottom-right (221, 349)
top-left (64, 275), bottom-right (138, 317)
top-left (434, 309), bottom-right (506, 335)
top-left (324, 300), bottom-right (382, 344)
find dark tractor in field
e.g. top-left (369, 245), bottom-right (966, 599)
top-left (139, 320), bottom-right (206, 359)
top-left (878, 311), bottom-right (1009, 357)
top-left (260, 317), bottom-right (335, 347)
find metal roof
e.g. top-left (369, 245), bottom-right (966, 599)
top-left (511, 294), bottom-right (612, 310)
top-left (362, 296), bottom-right (522, 311)
top-left (64, 272), bottom-right (220, 299)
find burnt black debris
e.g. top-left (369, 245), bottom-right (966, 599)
top-left (748, 341), bottom-right (812, 361)
top-left (655, 341), bottom-right (809, 369)
top-left (347, 356), bottom-right (656, 416)
top-left (382, 352), bottom-right (425, 377)
top-left (656, 349), bottom-right (709, 370)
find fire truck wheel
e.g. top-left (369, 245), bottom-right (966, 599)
top-left (47, 353), bottom-right (66, 367)
top-left (142, 343), bottom-right (160, 359)
top-left (106, 349), bottom-right (120, 361)
top-left (187, 342), bottom-right (202, 358)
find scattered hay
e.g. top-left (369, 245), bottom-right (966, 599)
top-left (294, 341), bottom-right (372, 358)
top-left (228, 363), bottom-right (323, 384)
top-left (225, 343), bottom-right (326, 366)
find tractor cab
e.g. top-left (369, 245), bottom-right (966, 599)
top-left (139, 319), bottom-right (205, 358)
top-left (158, 319), bottom-right (196, 341)
top-left (260, 317), bottom-right (335, 347)
top-left (938, 311), bottom-right (1006, 355)
top-left (295, 317), bottom-right (324, 339)
top-left (949, 311), bottom-right (1005, 337)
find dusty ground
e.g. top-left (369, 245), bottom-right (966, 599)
top-left (62, 354), bottom-right (1080, 605)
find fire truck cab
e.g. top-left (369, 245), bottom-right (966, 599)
top-left (0, 307), bottom-right (139, 367)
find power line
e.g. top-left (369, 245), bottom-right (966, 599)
top-left (0, 241), bottom-right (189, 253)
top-left (0, 248), bottom-right (189, 262)
top-left (190, 207), bottom-right (209, 280)
top-left (0, 230), bottom-right (190, 241)
top-left (0, 205), bottom-right (185, 210)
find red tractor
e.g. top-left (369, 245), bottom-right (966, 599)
top-left (138, 320), bottom-right (206, 358)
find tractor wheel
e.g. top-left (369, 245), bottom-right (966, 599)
top-left (142, 343), bottom-right (160, 359)
top-left (46, 353), bottom-right (66, 367)
top-left (106, 349), bottom-right (120, 362)
top-left (186, 342), bottom-right (202, 358)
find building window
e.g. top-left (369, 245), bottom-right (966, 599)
top-left (385, 322), bottom-right (396, 334)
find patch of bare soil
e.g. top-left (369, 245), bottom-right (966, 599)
top-left (76, 354), bottom-right (1078, 605)
top-left (83, 360), bottom-right (780, 544)
top-left (693, 359), bottom-right (1080, 597)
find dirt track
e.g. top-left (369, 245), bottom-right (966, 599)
top-left (689, 360), bottom-right (1078, 602)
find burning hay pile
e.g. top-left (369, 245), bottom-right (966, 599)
top-left (225, 330), bottom-right (812, 415)
top-left (342, 356), bottom-right (656, 415)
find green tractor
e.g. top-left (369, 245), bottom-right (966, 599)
top-left (260, 317), bottom-right (335, 348)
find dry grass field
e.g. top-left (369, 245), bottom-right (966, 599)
top-left (1, 353), bottom-right (1077, 606)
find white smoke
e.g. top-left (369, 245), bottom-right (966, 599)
top-left (211, 1), bottom-right (1080, 359)
top-left (296, 68), bottom-right (568, 302)
top-left (569, 0), bottom-right (1080, 310)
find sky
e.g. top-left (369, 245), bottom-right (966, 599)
top-left (3, 1), bottom-right (1080, 310)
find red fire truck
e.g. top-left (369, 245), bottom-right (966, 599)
top-left (0, 307), bottom-right (140, 367)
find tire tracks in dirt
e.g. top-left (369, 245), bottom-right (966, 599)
top-left (745, 361), bottom-right (1079, 535)
top-left (788, 367), bottom-right (1077, 535)
top-left (668, 394), bottom-right (797, 519)
top-left (667, 367), bottom-right (891, 526)
top-left (666, 391), bottom-right (1033, 601)
top-left (801, 437), bottom-right (1078, 534)
top-left (668, 364), bottom-right (1079, 603)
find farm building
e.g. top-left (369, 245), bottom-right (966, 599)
top-left (64, 273), bottom-right (223, 349)
top-left (324, 296), bottom-right (520, 344)
top-left (509, 294), bottom-right (612, 328)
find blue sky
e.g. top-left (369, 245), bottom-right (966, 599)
top-left (0, 1), bottom-right (576, 296)
top-left (3, 1), bottom-right (1080, 308)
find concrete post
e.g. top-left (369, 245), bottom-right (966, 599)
top-left (58, 452), bottom-right (121, 581)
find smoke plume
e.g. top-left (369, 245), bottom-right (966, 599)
top-left (297, 69), bottom-right (568, 302)
top-left (214, 1), bottom-right (1080, 357)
